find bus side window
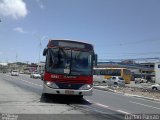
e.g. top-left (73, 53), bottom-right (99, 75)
top-left (100, 70), bottom-right (104, 75)
top-left (95, 70), bottom-right (100, 75)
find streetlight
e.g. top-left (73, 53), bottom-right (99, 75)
top-left (35, 35), bottom-right (48, 73)
top-left (38, 36), bottom-right (48, 62)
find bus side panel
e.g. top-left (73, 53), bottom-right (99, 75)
top-left (122, 69), bottom-right (131, 84)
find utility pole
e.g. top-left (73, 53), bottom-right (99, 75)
top-left (16, 53), bottom-right (18, 63)
top-left (15, 53), bottom-right (18, 70)
top-left (39, 39), bottom-right (42, 64)
top-left (35, 35), bottom-right (48, 73)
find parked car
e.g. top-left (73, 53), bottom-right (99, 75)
top-left (135, 78), bottom-right (147, 84)
top-left (107, 76), bottom-right (125, 87)
top-left (30, 72), bottom-right (41, 79)
top-left (19, 71), bottom-right (24, 74)
top-left (40, 72), bottom-right (44, 80)
top-left (151, 84), bottom-right (160, 90)
top-left (11, 70), bottom-right (19, 76)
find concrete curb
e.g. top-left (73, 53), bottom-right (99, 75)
top-left (94, 86), bottom-right (115, 92)
top-left (124, 93), bottom-right (160, 102)
top-left (94, 86), bottom-right (160, 102)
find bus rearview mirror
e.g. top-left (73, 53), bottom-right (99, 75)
top-left (43, 48), bottom-right (48, 56)
top-left (94, 54), bottom-right (98, 66)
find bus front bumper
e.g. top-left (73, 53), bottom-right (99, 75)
top-left (42, 84), bottom-right (93, 96)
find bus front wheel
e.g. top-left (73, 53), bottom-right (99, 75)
top-left (76, 95), bottom-right (83, 99)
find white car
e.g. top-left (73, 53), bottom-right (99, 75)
top-left (151, 84), bottom-right (160, 90)
top-left (107, 76), bottom-right (125, 87)
top-left (11, 70), bottom-right (19, 76)
top-left (30, 72), bottom-right (41, 79)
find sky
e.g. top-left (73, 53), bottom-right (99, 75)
top-left (0, 0), bottom-right (160, 63)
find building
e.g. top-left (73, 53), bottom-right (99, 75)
top-left (37, 62), bottom-right (45, 73)
top-left (154, 62), bottom-right (160, 84)
top-left (138, 63), bottom-right (155, 81)
top-left (0, 62), bottom-right (8, 73)
top-left (97, 62), bottom-right (155, 82)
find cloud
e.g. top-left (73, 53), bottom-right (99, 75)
top-left (36, 0), bottom-right (44, 9)
top-left (0, 0), bottom-right (28, 19)
top-left (13, 27), bottom-right (26, 33)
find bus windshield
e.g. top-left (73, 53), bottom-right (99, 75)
top-left (46, 48), bottom-right (92, 75)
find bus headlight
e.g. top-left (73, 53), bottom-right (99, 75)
top-left (45, 82), bottom-right (59, 89)
top-left (79, 84), bottom-right (92, 90)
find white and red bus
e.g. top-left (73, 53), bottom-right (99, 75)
top-left (42, 40), bottom-right (97, 98)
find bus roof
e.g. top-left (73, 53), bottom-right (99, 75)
top-left (47, 39), bottom-right (93, 50)
top-left (93, 68), bottom-right (128, 70)
top-left (49, 39), bottom-right (91, 44)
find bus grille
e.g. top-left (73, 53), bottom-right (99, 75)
top-left (53, 79), bottom-right (87, 84)
top-left (55, 83), bottom-right (83, 90)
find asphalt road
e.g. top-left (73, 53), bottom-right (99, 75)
top-left (0, 73), bottom-right (160, 120)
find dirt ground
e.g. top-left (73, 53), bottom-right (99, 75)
top-left (112, 86), bottom-right (160, 100)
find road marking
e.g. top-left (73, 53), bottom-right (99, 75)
top-left (127, 95), bottom-right (160, 104)
top-left (95, 103), bottom-right (109, 108)
top-left (116, 110), bottom-right (130, 114)
top-left (80, 105), bottom-right (109, 114)
top-left (3, 74), bottom-right (43, 87)
top-left (94, 102), bottom-right (130, 114)
top-left (18, 79), bottom-right (43, 87)
top-left (95, 88), bottom-right (160, 104)
top-left (130, 101), bottom-right (160, 110)
top-left (85, 99), bottom-right (91, 103)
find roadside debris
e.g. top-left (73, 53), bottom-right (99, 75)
top-left (94, 83), bottom-right (160, 101)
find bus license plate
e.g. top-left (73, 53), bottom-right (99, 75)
top-left (65, 90), bottom-right (74, 95)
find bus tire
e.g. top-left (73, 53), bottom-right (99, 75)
top-left (42, 93), bottom-right (49, 98)
top-left (76, 95), bottom-right (83, 99)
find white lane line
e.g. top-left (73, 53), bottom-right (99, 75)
top-left (18, 79), bottom-right (43, 87)
top-left (85, 99), bottom-right (91, 103)
top-left (130, 101), bottom-right (160, 110)
top-left (4, 74), bottom-right (43, 87)
top-left (116, 110), bottom-right (130, 114)
top-left (95, 102), bottom-right (130, 114)
top-left (95, 88), bottom-right (160, 104)
top-left (95, 103), bottom-right (109, 108)
top-left (125, 93), bottom-right (160, 103)
top-left (81, 105), bottom-right (108, 114)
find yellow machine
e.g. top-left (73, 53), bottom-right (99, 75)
top-left (93, 68), bottom-right (132, 84)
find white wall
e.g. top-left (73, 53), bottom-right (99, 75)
top-left (155, 63), bottom-right (160, 84)
top-left (0, 62), bottom-right (8, 66)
